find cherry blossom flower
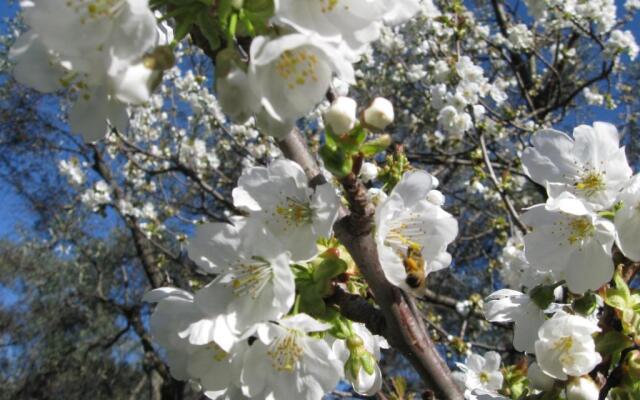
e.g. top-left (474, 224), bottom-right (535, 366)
top-left (239, 314), bottom-right (342, 399)
top-left (186, 219), bottom-right (295, 336)
top-left (324, 96), bottom-right (358, 134)
top-left (273, 0), bottom-right (385, 54)
top-left (375, 170), bottom-right (458, 295)
top-left (534, 312), bottom-right (601, 380)
top-left (521, 122), bottom-right (632, 210)
top-left (452, 351), bottom-right (504, 392)
top-left (521, 198), bottom-right (615, 293)
top-left (614, 174), bottom-right (640, 261)
top-left (484, 289), bottom-right (561, 353)
top-left (248, 34), bottom-right (355, 128)
top-left (232, 159), bottom-right (341, 261)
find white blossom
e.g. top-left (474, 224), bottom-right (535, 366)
top-left (232, 159), bottom-right (341, 261)
top-left (186, 219), bottom-right (295, 336)
top-left (614, 174), bottom-right (640, 261)
top-left (522, 199), bottom-right (616, 293)
top-left (521, 122), bottom-right (632, 210)
top-left (452, 351), bottom-right (503, 392)
top-left (239, 314), bottom-right (342, 399)
top-left (484, 289), bottom-right (560, 353)
top-left (566, 376), bottom-right (600, 400)
top-left (248, 34), bottom-right (355, 131)
top-left (375, 170), bottom-right (458, 295)
top-left (534, 312), bottom-right (601, 380)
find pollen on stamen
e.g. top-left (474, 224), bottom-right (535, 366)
top-left (275, 49), bottom-right (320, 90)
top-left (275, 197), bottom-right (314, 226)
top-left (566, 217), bottom-right (594, 245)
top-left (574, 170), bottom-right (605, 197)
top-left (228, 259), bottom-right (273, 299)
top-left (267, 331), bottom-right (303, 373)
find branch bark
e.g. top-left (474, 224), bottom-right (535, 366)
top-left (278, 130), bottom-right (463, 400)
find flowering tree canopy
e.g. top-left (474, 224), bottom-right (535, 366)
top-left (1, 0), bottom-right (640, 400)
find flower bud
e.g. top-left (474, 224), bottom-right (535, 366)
top-left (362, 97), bottom-right (394, 131)
top-left (566, 377), bottom-right (599, 400)
top-left (346, 335), bottom-right (365, 351)
top-left (527, 362), bottom-right (555, 392)
top-left (426, 190), bottom-right (445, 206)
top-left (324, 96), bottom-right (357, 135)
top-left (359, 162), bottom-right (378, 182)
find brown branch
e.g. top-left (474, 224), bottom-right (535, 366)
top-left (277, 129), bottom-right (463, 399)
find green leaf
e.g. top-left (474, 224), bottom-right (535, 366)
top-left (361, 134), bottom-right (392, 157)
top-left (605, 289), bottom-right (629, 310)
top-left (196, 13), bottom-right (221, 51)
top-left (595, 330), bottom-right (633, 366)
top-left (320, 145), bottom-right (353, 178)
top-left (312, 259), bottom-right (347, 283)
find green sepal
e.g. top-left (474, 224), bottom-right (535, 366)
top-left (573, 291), bottom-right (598, 316)
top-left (312, 258), bottom-right (348, 286)
top-left (595, 330), bottom-right (633, 367)
top-left (361, 134), bottom-right (392, 157)
top-left (320, 145), bottom-right (353, 178)
top-left (529, 283), bottom-right (558, 310)
top-left (359, 351), bottom-right (376, 375)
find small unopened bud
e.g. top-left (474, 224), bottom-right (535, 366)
top-left (359, 162), bottom-right (378, 183)
top-left (527, 362), bottom-right (555, 392)
top-left (426, 190), bottom-right (445, 206)
top-left (362, 97), bottom-right (394, 131)
top-left (231, 0), bottom-right (244, 9)
top-left (324, 96), bottom-right (357, 135)
top-left (566, 376), bottom-right (599, 400)
top-left (346, 335), bottom-right (364, 351)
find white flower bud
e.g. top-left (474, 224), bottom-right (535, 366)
top-left (426, 190), bottom-right (445, 206)
top-left (359, 162), bottom-right (378, 182)
top-left (363, 97), bottom-right (394, 130)
top-left (324, 96), bottom-right (357, 134)
top-left (566, 377), bottom-right (599, 400)
top-left (527, 362), bottom-right (555, 392)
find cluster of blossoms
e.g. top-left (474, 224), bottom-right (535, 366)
top-left (10, 0), bottom-right (174, 141)
top-left (216, 0), bottom-right (422, 138)
top-left (454, 121), bottom-right (640, 399)
top-left (145, 149), bottom-right (460, 398)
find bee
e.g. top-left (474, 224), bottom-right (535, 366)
top-left (401, 243), bottom-right (426, 290)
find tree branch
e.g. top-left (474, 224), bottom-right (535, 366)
top-left (277, 129), bottom-right (463, 400)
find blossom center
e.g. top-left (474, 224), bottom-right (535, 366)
top-left (320, 0), bottom-right (341, 12)
top-left (68, 0), bottom-right (123, 22)
top-left (384, 216), bottom-right (425, 254)
top-left (206, 342), bottom-right (229, 362)
top-left (228, 257), bottom-right (273, 299)
top-left (275, 49), bottom-right (319, 90)
top-left (275, 197), bottom-right (314, 226)
top-left (567, 217), bottom-right (595, 245)
top-left (479, 371), bottom-right (490, 383)
top-left (554, 336), bottom-right (575, 365)
top-left (574, 170), bottom-right (605, 196)
top-left (267, 330), bottom-right (303, 373)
